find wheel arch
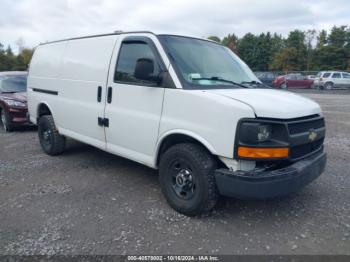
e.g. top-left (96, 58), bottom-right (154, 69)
top-left (324, 81), bottom-right (334, 89)
top-left (37, 102), bottom-right (54, 120)
top-left (155, 130), bottom-right (218, 168)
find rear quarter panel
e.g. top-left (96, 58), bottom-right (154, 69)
top-left (27, 41), bottom-right (67, 124)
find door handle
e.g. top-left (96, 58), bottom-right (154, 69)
top-left (97, 86), bottom-right (102, 102)
top-left (107, 87), bottom-right (113, 103)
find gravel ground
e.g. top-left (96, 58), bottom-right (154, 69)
top-left (0, 90), bottom-right (349, 255)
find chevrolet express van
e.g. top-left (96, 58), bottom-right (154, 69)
top-left (28, 31), bottom-right (326, 216)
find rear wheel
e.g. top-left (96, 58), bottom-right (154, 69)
top-left (159, 143), bottom-right (219, 216)
top-left (0, 108), bottom-right (13, 132)
top-left (38, 115), bottom-right (65, 155)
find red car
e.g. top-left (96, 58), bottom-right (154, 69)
top-left (0, 71), bottom-right (29, 132)
top-left (273, 73), bottom-right (314, 89)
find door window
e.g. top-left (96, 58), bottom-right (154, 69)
top-left (332, 73), bottom-right (341, 78)
top-left (114, 41), bottom-right (161, 86)
top-left (285, 74), bottom-right (294, 80)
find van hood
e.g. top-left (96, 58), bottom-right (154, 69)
top-left (205, 89), bottom-right (322, 119)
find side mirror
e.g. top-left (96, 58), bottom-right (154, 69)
top-left (134, 58), bottom-right (155, 81)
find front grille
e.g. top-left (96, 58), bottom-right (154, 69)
top-left (288, 118), bottom-right (325, 135)
top-left (290, 138), bottom-right (324, 159)
top-left (287, 115), bottom-right (325, 160)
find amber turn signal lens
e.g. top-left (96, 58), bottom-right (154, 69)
top-left (237, 146), bottom-right (289, 159)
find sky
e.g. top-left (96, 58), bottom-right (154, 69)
top-left (0, 0), bottom-right (349, 52)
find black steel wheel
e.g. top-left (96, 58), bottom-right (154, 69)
top-left (159, 143), bottom-right (219, 216)
top-left (170, 158), bottom-right (196, 200)
top-left (38, 115), bottom-right (65, 155)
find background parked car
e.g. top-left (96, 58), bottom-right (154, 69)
top-left (306, 75), bottom-right (317, 80)
top-left (0, 71), bottom-right (29, 132)
top-left (272, 73), bottom-right (314, 89)
top-left (314, 71), bottom-right (350, 89)
top-left (255, 72), bottom-right (277, 87)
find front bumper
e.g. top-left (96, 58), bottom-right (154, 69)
top-left (8, 107), bottom-right (30, 126)
top-left (215, 151), bottom-right (326, 199)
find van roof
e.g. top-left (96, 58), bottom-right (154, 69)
top-left (40, 31), bottom-right (156, 45)
top-left (321, 71), bottom-right (348, 74)
top-left (39, 31), bottom-right (217, 46)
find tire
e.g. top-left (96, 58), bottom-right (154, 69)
top-left (324, 82), bottom-right (334, 90)
top-left (38, 115), bottom-right (65, 155)
top-left (281, 83), bottom-right (287, 89)
top-left (0, 108), bottom-right (13, 132)
top-left (159, 143), bottom-right (219, 216)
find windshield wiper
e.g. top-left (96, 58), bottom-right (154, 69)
top-left (1, 91), bottom-right (16, 94)
top-left (191, 76), bottom-right (248, 88)
top-left (241, 81), bottom-right (270, 88)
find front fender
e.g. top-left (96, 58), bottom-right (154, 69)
top-left (154, 129), bottom-right (217, 166)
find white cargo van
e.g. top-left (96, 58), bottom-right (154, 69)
top-left (28, 31), bottom-right (326, 216)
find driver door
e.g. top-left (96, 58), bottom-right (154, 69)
top-left (104, 36), bottom-right (167, 166)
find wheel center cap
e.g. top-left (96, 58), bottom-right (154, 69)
top-left (43, 130), bottom-right (50, 140)
top-left (175, 169), bottom-right (192, 187)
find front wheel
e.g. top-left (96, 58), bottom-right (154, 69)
top-left (159, 143), bottom-right (219, 216)
top-left (38, 115), bottom-right (66, 155)
top-left (324, 82), bottom-right (334, 90)
top-left (1, 108), bottom-right (13, 132)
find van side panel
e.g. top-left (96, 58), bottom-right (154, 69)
top-left (60, 36), bottom-right (117, 82)
top-left (29, 42), bottom-right (66, 79)
top-left (28, 36), bottom-right (118, 150)
top-left (28, 41), bottom-right (67, 124)
top-left (55, 36), bottom-right (117, 149)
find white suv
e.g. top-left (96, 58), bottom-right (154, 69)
top-left (27, 31), bottom-right (327, 216)
top-left (314, 71), bottom-right (350, 89)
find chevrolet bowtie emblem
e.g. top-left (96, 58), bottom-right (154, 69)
top-left (308, 130), bottom-right (317, 141)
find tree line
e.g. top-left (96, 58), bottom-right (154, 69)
top-left (1, 25), bottom-right (349, 73)
top-left (0, 42), bottom-right (34, 72)
top-left (209, 25), bottom-right (350, 72)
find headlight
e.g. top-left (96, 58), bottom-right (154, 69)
top-left (236, 120), bottom-right (289, 160)
top-left (238, 122), bottom-right (272, 144)
top-left (4, 99), bottom-right (26, 108)
top-left (257, 125), bottom-right (272, 142)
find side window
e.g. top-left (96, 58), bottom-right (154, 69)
top-left (114, 41), bottom-right (161, 86)
top-left (332, 73), bottom-right (341, 78)
top-left (323, 73), bottom-right (331, 78)
top-left (342, 73), bottom-right (350, 78)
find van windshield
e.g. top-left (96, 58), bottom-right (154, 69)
top-left (158, 35), bottom-right (261, 89)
